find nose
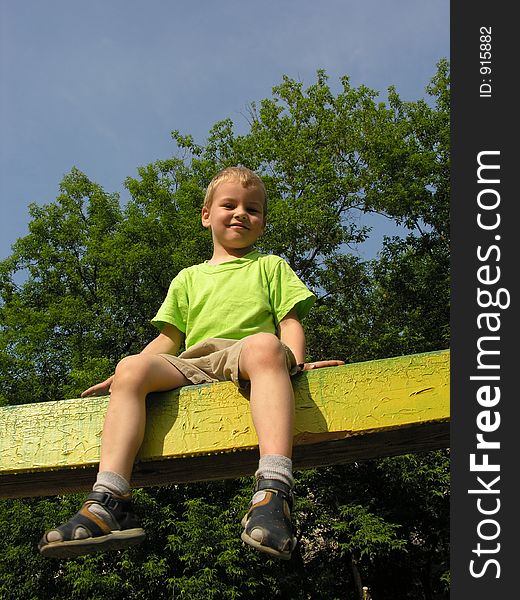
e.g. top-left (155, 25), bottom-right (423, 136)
top-left (234, 208), bottom-right (248, 221)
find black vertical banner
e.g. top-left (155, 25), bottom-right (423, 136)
top-left (451, 2), bottom-right (517, 597)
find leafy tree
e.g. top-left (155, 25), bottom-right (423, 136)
top-left (0, 60), bottom-right (450, 599)
top-left (0, 165), bottom-right (212, 404)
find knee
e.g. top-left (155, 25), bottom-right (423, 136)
top-left (112, 354), bottom-right (151, 393)
top-left (242, 333), bottom-right (286, 371)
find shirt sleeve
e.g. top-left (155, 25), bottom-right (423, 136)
top-left (268, 258), bottom-right (316, 324)
top-left (151, 269), bottom-right (189, 333)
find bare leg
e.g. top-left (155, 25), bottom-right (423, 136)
top-left (239, 334), bottom-right (297, 559)
top-left (39, 354), bottom-right (191, 554)
top-left (238, 333), bottom-right (294, 458)
top-left (99, 354), bottom-right (191, 482)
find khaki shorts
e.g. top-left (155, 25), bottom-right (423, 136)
top-left (159, 336), bottom-right (301, 392)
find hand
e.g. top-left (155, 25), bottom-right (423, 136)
top-left (303, 360), bottom-right (345, 371)
top-left (81, 375), bottom-right (114, 398)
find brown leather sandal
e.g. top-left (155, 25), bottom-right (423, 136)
top-left (241, 479), bottom-right (297, 560)
top-left (39, 491), bottom-right (146, 559)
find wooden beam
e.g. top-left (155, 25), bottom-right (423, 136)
top-left (0, 350), bottom-right (449, 499)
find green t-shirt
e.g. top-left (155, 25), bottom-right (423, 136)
top-left (151, 251), bottom-right (316, 350)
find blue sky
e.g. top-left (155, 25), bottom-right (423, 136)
top-left (0, 0), bottom-right (449, 264)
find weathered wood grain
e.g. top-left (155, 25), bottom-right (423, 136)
top-left (0, 350), bottom-right (450, 498)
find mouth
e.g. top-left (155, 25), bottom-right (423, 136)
top-left (228, 223), bottom-right (249, 230)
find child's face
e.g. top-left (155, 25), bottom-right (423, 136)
top-left (202, 181), bottom-right (265, 254)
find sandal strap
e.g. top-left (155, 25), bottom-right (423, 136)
top-left (54, 507), bottom-right (110, 540)
top-left (86, 491), bottom-right (130, 513)
top-left (255, 478), bottom-right (293, 508)
top-left (86, 491), bottom-right (141, 531)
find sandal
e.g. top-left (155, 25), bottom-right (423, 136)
top-left (241, 478), bottom-right (297, 560)
top-left (38, 491), bottom-right (146, 559)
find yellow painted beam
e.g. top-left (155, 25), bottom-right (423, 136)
top-left (0, 350), bottom-right (450, 499)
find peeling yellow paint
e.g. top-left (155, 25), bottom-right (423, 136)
top-left (0, 350), bottom-right (449, 475)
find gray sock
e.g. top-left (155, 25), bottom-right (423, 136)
top-left (252, 455), bottom-right (293, 505)
top-left (93, 471), bottom-right (131, 496)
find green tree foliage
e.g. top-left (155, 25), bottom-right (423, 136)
top-left (0, 60), bottom-right (450, 598)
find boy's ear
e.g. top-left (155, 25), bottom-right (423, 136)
top-left (201, 206), bottom-right (211, 229)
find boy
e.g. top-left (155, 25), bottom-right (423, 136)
top-left (39, 166), bottom-right (343, 561)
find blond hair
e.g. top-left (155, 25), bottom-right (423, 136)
top-left (203, 166), bottom-right (267, 214)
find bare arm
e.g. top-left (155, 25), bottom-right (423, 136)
top-left (81, 323), bottom-right (184, 397)
top-left (278, 308), bottom-right (306, 364)
top-left (278, 308), bottom-right (345, 371)
top-left (140, 323), bottom-right (184, 356)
